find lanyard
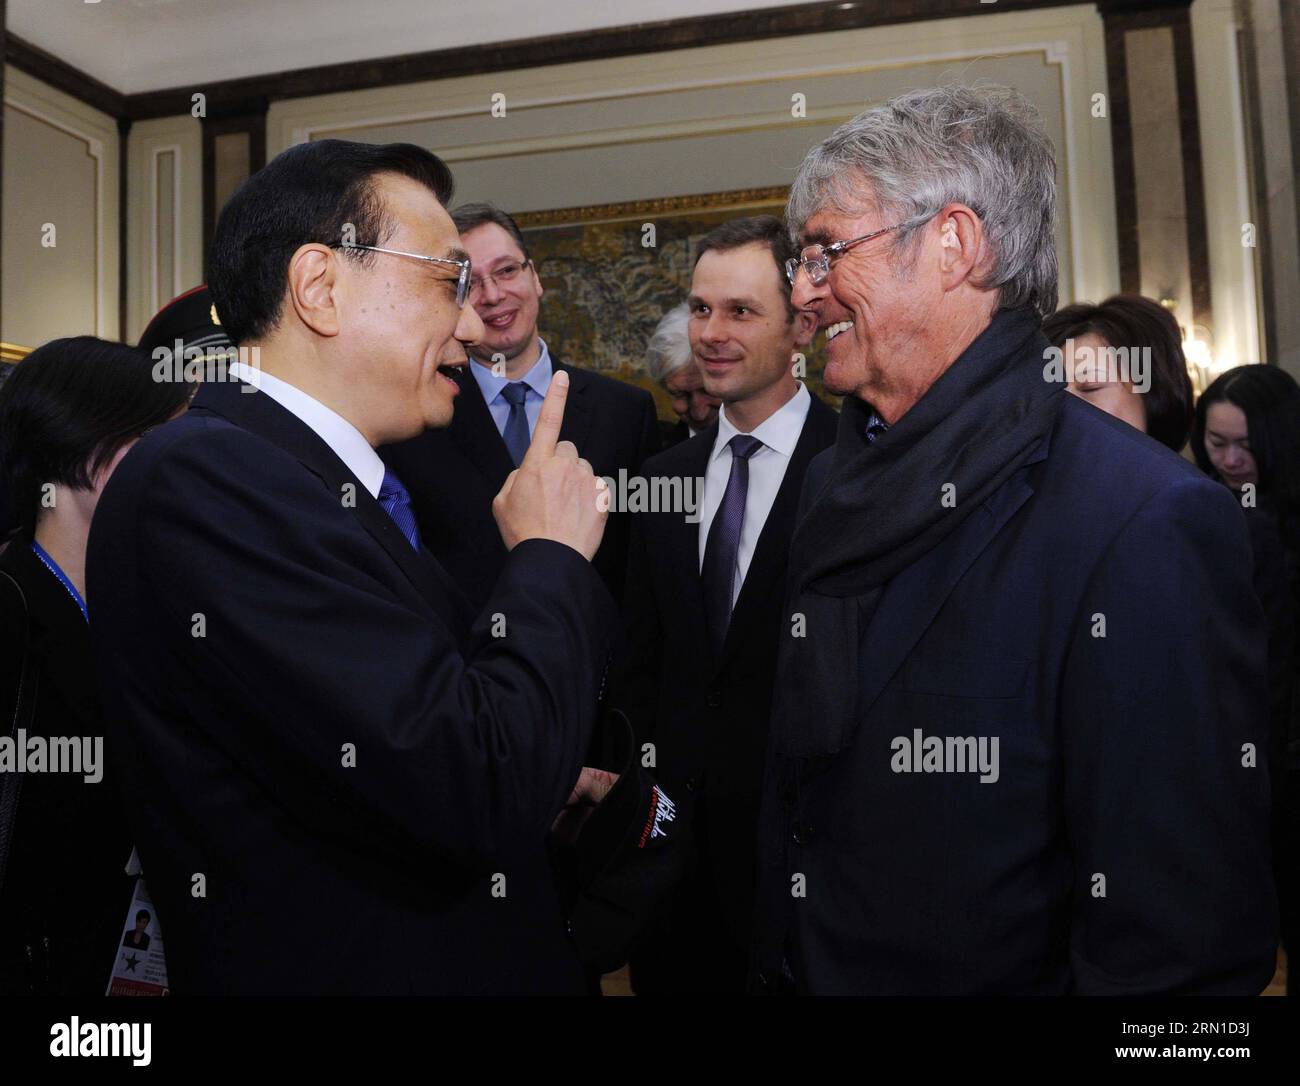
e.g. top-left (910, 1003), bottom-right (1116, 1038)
top-left (29, 540), bottom-right (89, 623)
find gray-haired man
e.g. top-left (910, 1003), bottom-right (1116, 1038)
top-left (753, 85), bottom-right (1276, 995)
top-left (644, 302), bottom-right (720, 447)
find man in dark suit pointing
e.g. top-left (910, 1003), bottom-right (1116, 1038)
top-left (381, 203), bottom-right (659, 611)
top-left (87, 140), bottom-right (615, 995)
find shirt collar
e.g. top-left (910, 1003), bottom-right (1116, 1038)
top-left (228, 362), bottom-right (386, 498)
top-left (469, 338), bottom-right (554, 404)
top-left (713, 382), bottom-right (811, 461)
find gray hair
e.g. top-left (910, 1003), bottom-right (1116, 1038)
top-left (787, 84), bottom-right (1058, 315)
top-left (644, 302), bottom-right (694, 385)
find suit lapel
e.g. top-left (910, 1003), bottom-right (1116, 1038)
top-left (448, 367), bottom-right (516, 491)
top-left (855, 452), bottom-right (1044, 719)
top-left (717, 400), bottom-right (830, 671)
top-left (666, 426), bottom-right (716, 667)
top-left (189, 380), bottom-right (446, 611)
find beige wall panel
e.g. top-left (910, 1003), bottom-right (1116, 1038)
top-left (1127, 26), bottom-right (1194, 334)
top-left (1192, 0), bottom-right (1263, 371)
top-left (2, 66), bottom-right (119, 349)
top-left (126, 114), bottom-right (203, 342)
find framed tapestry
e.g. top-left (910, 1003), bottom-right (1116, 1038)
top-left (515, 187), bottom-right (834, 421)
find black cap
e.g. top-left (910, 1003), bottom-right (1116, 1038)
top-left (557, 710), bottom-right (690, 974)
top-left (138, 285), bottom-right (233, 359)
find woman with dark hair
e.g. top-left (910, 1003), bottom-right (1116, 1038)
top-left (1193, 363), bottom-right (1300, 996)
top-left (0, 336), bottom-right (192, 994)
top-left (1042, 294), bottom-right (1194, 452)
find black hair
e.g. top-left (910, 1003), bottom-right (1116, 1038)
top-left (1193, 364), bottom-right (1300, 545)
top-left (0, 337), bottom-right (194, 541)
top-left (136, 910), bottom-right (151, 923)
top-left (207, 139), bottom-right (455, 345)
top-left (450, 202), bottom-right (531, 262)
top-left (1041, 294), bottom-right (1194, 452)
top-left (693, 215), bottom-right (798, 319)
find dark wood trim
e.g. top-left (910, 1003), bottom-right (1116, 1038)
top-left (121, 0), bottom-right (1108, 121)
top-left (1100, 1), bottom-right (1210, 329)
top-left (1168, 5), bottom-right (1211, 330)
top-left (1102, 11), bottom-right (1139, 296)
top-left (1282, 0), bottom-right (1300, 302)
top-left (201, 107), bottom-right (268, 262)
top-left (4, 33), bottom-right (126, 118)
top-left (5, 0), bottom-right (1207, 126)
top-left (118, 117), bottom-right (131, 343)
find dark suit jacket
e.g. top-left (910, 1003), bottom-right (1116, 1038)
top-left (614, 394), bottom-right (837, 976)
top-left (753, 397), bottom-right (1278, 995)
top-left (380, 356), bottom-right (660, 611)
top-left (658, 418), bottom-right (690, 450)
top-left (86, 378), bottom-right (618, 995)
top-left (0, 537), bottom-right (135, 995)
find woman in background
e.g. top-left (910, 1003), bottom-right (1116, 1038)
top-left (1042, 293), bottom-right (1193, 452)
top-left (1193, 363), bottom-right (1300, 996)
top-left (0, 336), bottom-right (192, 994)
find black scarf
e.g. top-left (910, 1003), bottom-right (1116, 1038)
top-left (772, 304), bottom-right (1064, 758)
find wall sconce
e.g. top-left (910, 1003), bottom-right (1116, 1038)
top-left (1160, 297), bottom-right (1233, 396)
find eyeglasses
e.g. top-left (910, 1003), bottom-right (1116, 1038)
top-left (334, 243), bottom-right (473, 307)
top-left (469, 259), bottom-right (532, 297)
top-left (784, 222), bottom-right (911, 287)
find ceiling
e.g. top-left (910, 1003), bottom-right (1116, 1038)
top-left (9, 0), bottom-right (819, 95)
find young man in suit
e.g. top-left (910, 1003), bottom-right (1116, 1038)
top-left (614, 215), bottom-right (837, 994)
top-left (86, 140), bottom-right (617, 994)
top-left (380, 203), bottom-right (660, 611)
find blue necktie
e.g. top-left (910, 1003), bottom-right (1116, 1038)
top-left (378, 469), bottom-right (422, 552)
top-left (500, 382), bottom-right (531, 466)
top-left (701, 433), bottom-right (764, 655)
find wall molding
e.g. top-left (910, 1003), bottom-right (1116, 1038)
top-left (149, 144), bottom-right (183, 316)
top-left (3, 66), bottom-right (119, 340)
top-left (5, 33), bottom-right (126, 117)
top-left (7, 0), bottom-right (1178, 121)
top-left (125, 115), bottom-right (203, 342)
top-left (268, 7), bottom-right (1117, 305)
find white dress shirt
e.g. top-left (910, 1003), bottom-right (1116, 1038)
top-left (697, 382), bottom-right (812, 606)
top-left (228, 362), bottom-right (386, 499)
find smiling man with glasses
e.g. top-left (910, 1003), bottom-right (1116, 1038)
top-left (753, 85), bottom-right (1276, 997)
top-left (381, 201), bottom-right (661, 611)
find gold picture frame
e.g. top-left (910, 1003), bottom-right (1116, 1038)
top-left (516, 186), bottom-right (830, 418)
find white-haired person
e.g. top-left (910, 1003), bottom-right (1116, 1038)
top-left (753, 84), bottom-right (1276, 996)
top-left (645, 302), bottom-right (720, 448)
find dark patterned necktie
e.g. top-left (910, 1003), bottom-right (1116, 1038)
top-left (501, 382), bottom-right (531, 466)
top-left (701, 433), bottom-right (764, 655)
top-left (378, 469), bottom-right (422, 552)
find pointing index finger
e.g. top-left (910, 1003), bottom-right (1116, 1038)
top-left (523, 369), bottom-right (568, 464)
